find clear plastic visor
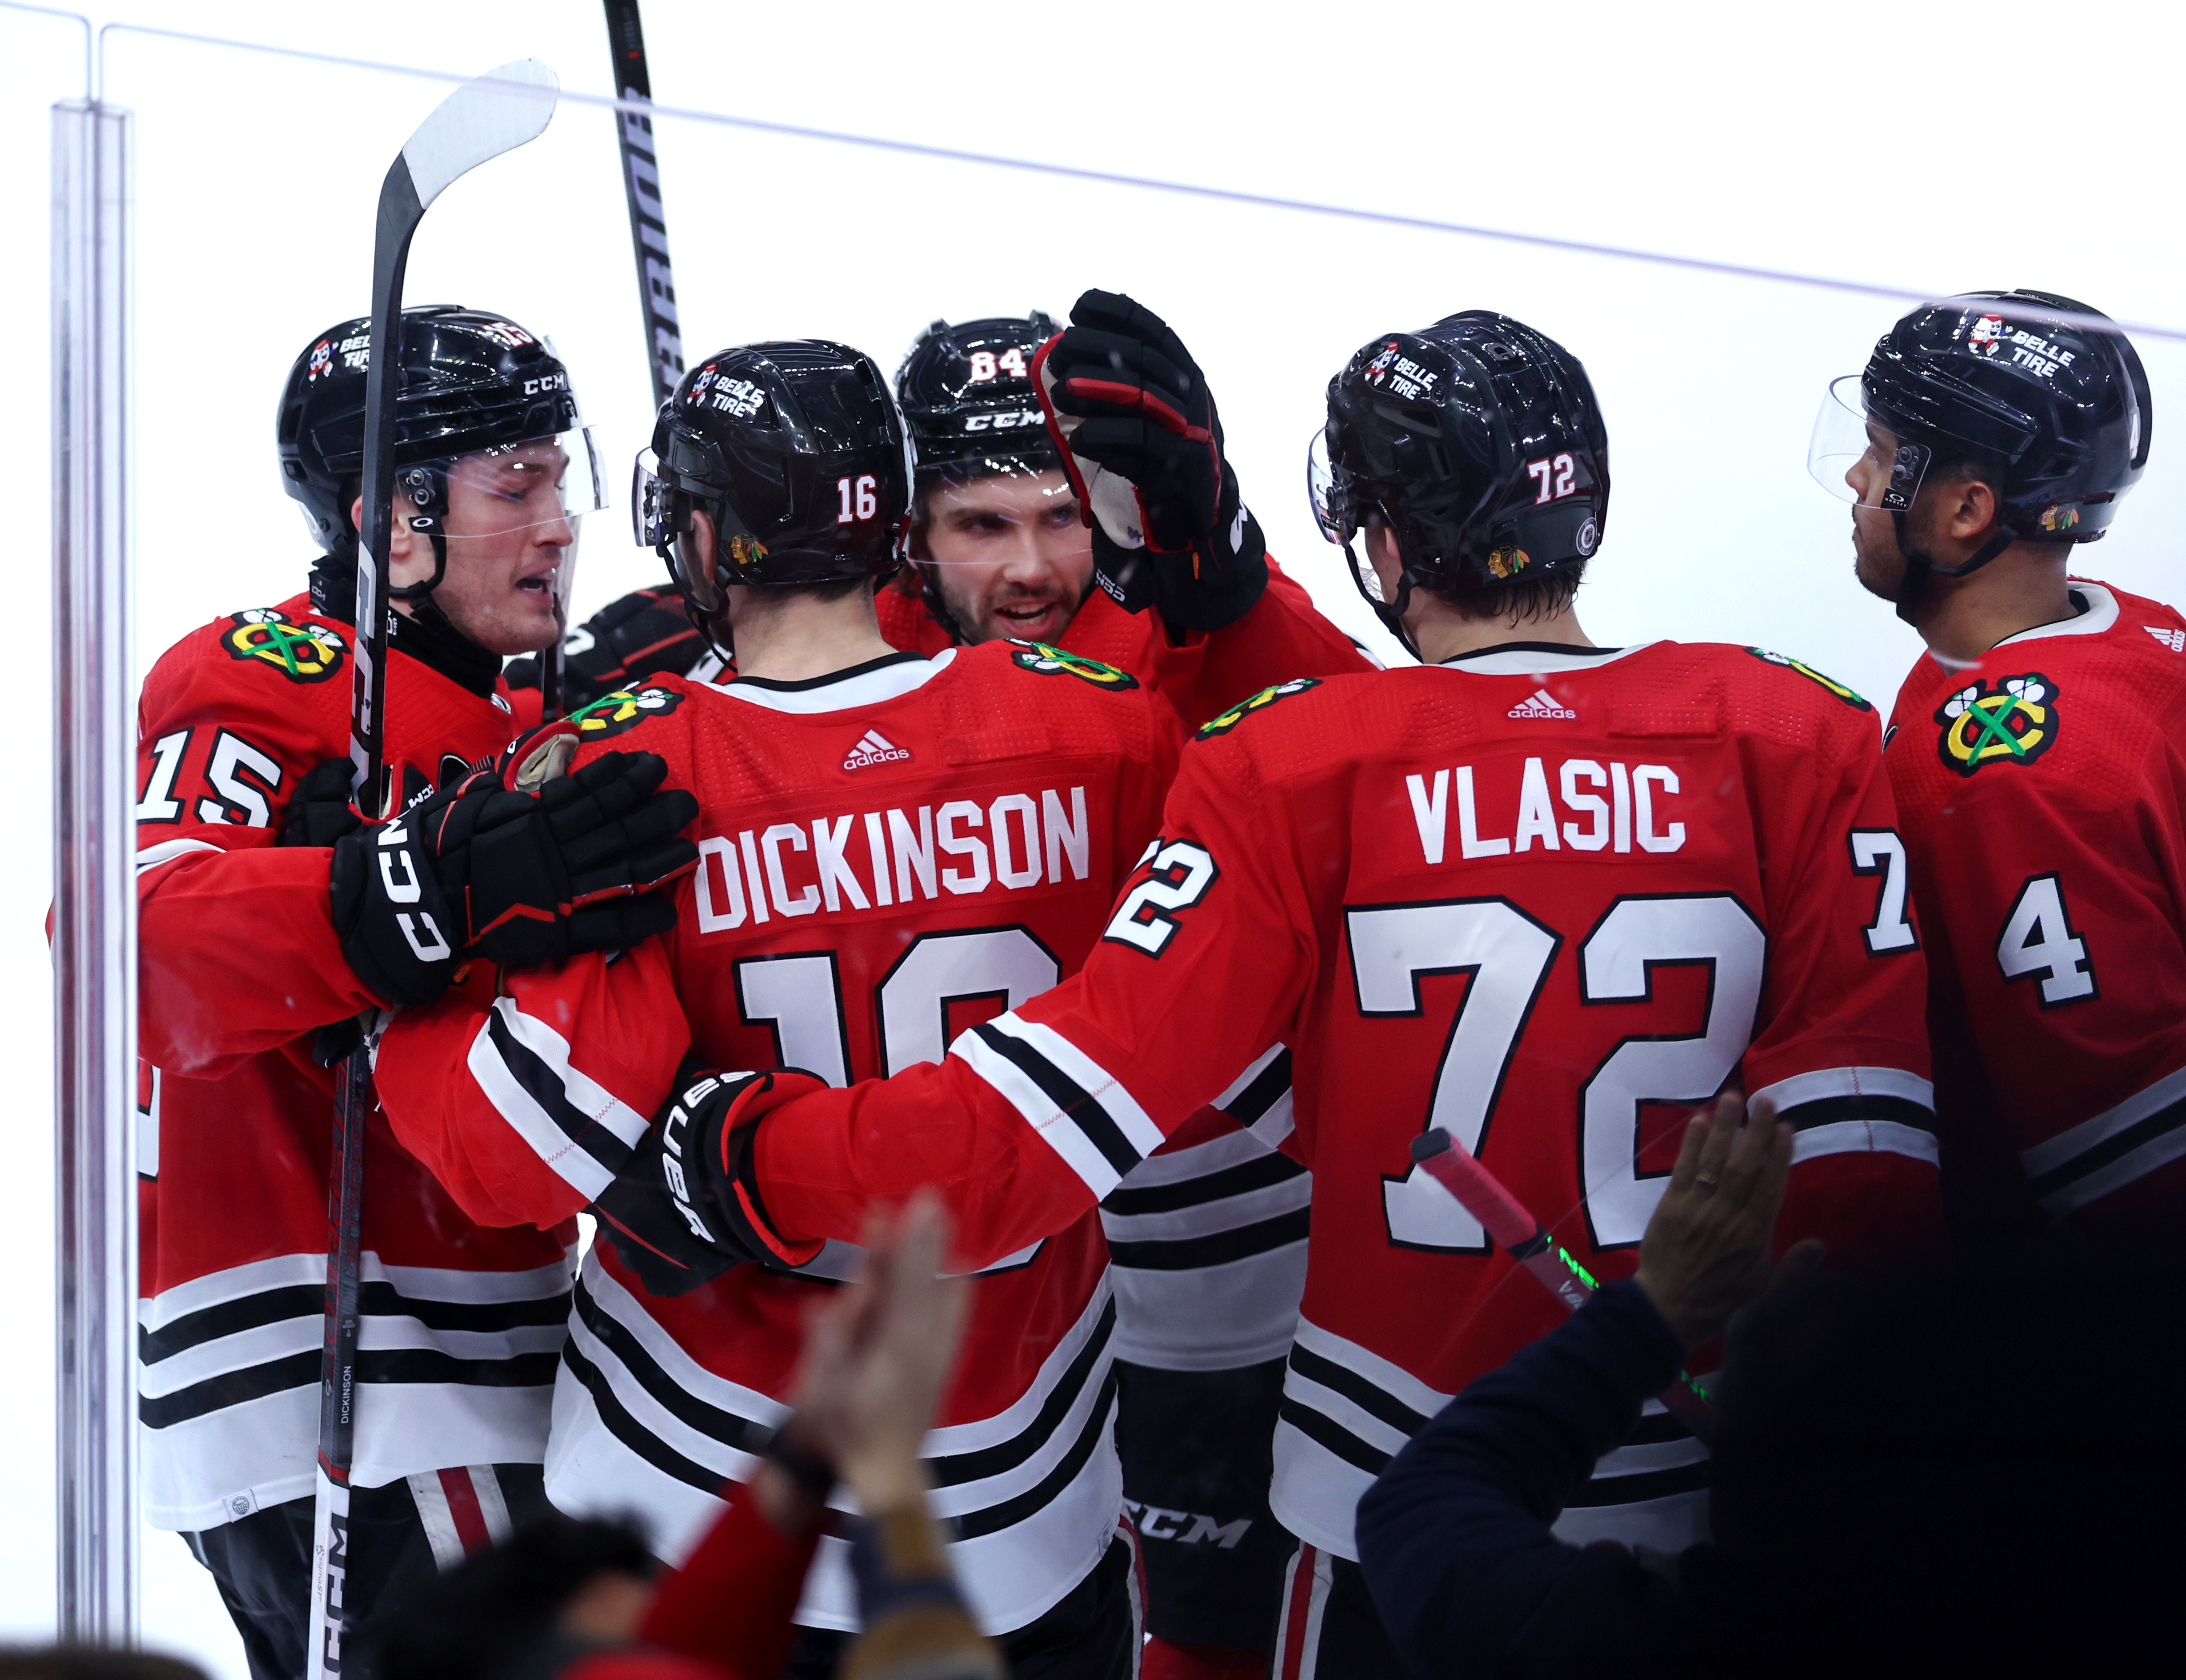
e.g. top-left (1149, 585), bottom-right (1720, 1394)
top-left (414, 427), bottom-right (606, 539)
top-left (1306, 426), bottom-right (1350, 543)
top-left (1807, 377), bottom-right (1930, 512)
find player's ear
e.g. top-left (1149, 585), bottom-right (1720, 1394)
top-left (1945, 476), bottom-right (2001, 544)
top-left (684, 508), bottom-right (719, 594)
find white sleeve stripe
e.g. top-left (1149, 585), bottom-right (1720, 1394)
top-left (1790, 1119), bottom-right (1940, 1167)
top-left (488, 998), bottom-right (650, 1151)
top-left (465, 1021), bottom-right (614, 1202)
top-left (2020, 1062), bottom-right (2186, 1177)
top-left (951, 1029), bottom-right (1130, 1200)
top-left (136, 837), bottom-right (224, 874)
top-left (2038, 1122), bottom-right (2186, 1216)
top-left (985, 1015), bottom-right (1166, 1158)
top-left (1213, 1045), bottom-right (1287, 1110)
top-left (1750, 1066), bottom-right (1935, 1114)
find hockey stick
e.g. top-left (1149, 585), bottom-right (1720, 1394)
top-left (601, 0), bottom-right (684, 410)
top-left (310, 60), bottom-right (560, 1680)
top-left (1409, 1129), bottom-right (1717, 1439)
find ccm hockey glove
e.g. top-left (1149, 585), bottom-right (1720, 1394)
top-left (593, 1067), bottom-right (827, 1296)
top-left (1033, 289), bottom-right (1268, 632)
top-left (327, 751), bottom-right (700, 1009)
top-left (504, 584), bottom-right (708, 711)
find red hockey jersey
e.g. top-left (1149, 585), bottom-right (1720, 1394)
top-left (735, 640), bottom-right (1942, 1559)
top-left (1885, 579), bottom-right (2186, 1231)
top-left (135, 592), bottom-right (572, 1533)
top-left (373, 644), bottom-right (1174, 1634)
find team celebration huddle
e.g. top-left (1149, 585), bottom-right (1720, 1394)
top-left (135, 259), bottom-right (2184, 1680)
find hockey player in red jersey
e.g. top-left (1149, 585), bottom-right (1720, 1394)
top-left (137, 308), bottom-right (694, 1679)
top-left (1812, 291), bottom-right (2184, 1242)
top-left (372, 339), bottom-right (1180, 1678)
top-left (644, 309), bottom-right (1946, 1678)
top-left (900, 299), bottom-right (1374, 1677)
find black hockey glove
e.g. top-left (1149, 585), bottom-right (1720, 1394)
top-left (504, 586), bottom-right (707, 711)
top-left (1034, 289), bottom-right (1268, 633)
top-left (279, 756), bottom-right (366, 849)
top-left (327, 752), bottom-right (700, 1009)
top-left (593, 1067), bottom-right (816, 1297)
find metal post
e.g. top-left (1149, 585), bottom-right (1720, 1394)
top-left (52, 95), bottom-right (137, 1647)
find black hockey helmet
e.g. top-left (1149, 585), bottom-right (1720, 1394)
top-left (635, 339), bottom-right (912, 621)
top-left (894, 312), bottom-right (1061, 490)
top-left (1309, 311), bottom-right (1608, 651)
top-left (1808, 291), bottom-right (2151, 601)
top-left (276, 305), bottom-right (600, 598)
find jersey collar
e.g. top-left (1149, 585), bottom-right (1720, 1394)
top-left (1434, 641), bottom-right (1653, 677)
top-left (704, 648), bottom-right (955, 714)
top-left (1992, 581), bottom-right (2119, 647)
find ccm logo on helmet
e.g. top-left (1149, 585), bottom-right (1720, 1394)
top-left (524, 373), bottom-right (567, 396)
top-left (963, 410), bottom-right (1041, 431)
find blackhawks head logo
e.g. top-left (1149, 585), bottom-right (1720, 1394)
top-left (568, 684), bottom-right (685, 739)
top-left (1198, 677), bottom-right (1320, 737)
top-left (1935, 672), bottom-right (2061, 776)
top-left (1007, 641), bottom-right (1140, 690)
top-left (221, 609), bottom-right (345, 682)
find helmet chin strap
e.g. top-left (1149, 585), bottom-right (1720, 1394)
top-left (1888, 506), bottom-right (2017, 621)
top-left (1345, 538), bottom-right (1424, 660)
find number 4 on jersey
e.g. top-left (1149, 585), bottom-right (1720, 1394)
top-left (1996, 873), bottom-right (2097, 1005)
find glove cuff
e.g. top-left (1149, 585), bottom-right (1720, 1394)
top-left (674, 1068), bottom-right (828, 1270)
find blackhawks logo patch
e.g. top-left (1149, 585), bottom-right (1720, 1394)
top-left (221, 609), bottom-right (345, 683)
top-left (1935, 673), bottom-right (2060, 776)
top-left (1743, 647), bottom-right (1871, 711)
top-left (1007, 641), bottom-right (1140, 691)
top-left (1198, 677), bottom-right (1321, 737)
top-left (567, 684), bottom-right (685, 739)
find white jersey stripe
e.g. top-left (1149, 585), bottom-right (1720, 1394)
top-left (1750, 1065), bottom-right (1936, 1113)
top-left (1792, 1118), bottom-right (1941, 1166)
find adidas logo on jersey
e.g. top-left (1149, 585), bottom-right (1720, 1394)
top-left (842, 729), bottom-right (911, 771)
top-left (1507, 689), bottom-right (1577, 720)
top-left (2146, 626), bottom-right (2185, 653)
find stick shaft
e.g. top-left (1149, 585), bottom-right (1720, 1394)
top-left (1409, 1130), bottom-right (1715, 1435)
top-left (602, 0), bottom-right (683, 408)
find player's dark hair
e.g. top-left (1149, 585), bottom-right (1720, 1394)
top-left (1432, 561), bottom-right (1587, 626)
top-left (361, 1509), bottom-right (658, 1680)
top-left (1707, 1230), bottom-right (2186, 1675)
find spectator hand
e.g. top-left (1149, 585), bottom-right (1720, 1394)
top-left (789, 1191), bottom-right (968, 1514)
top-left (1633, 1093), bottom-right (1817, 1349)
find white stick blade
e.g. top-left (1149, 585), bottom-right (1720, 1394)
top-left (401, 58), bottom-right (558, 208)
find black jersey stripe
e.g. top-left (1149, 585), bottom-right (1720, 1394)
top-left (1563, 1457), bottom-right (1712, 1507)
top-left (574, 1276), bottom-right (1113, 1493)
top-left (968, 1022), bottom-right (1142, 1179)
top-left (1105, 1208), bottom-right (1312, 1272)
top-left (140, 1279), bottom-right (570, 1366)
top-left (1277, 1394), bottom-right (1391, 1478)
top-left (140, 1345), bottom-right (561, 1430)
top-left (1777, 1093), bottom-right (1936, 1134)
top-left (1219, 1050), bottom-right (1293, 1124)
top-left (1286, 1345), bottom-right (1431, 1439)
top-left (485, 1007), bottom-right (639, 1178)
top-left (2026, 1092), bottom-right (2186, 1201)
top-left (561, 1333), bottom-right (723, 1495)
top-left (950, 1367), bottom-right (1120, 1541)
top-left (1100, 1152), bottom-right (1307, 1217)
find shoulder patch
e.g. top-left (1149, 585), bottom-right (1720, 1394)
top-left (1935, 672), bottom-right (2061, 776)
top-left (1197, 677), bottom-right (1322, 738)
top-left (221, 608), bottom-right (346, 683)
top-left (1007, 640), bottom-right (1140, 690)
top-left (567, 684), bottom-right (687, 740)
top-left (1742, 646), bottom-right (1870, 711)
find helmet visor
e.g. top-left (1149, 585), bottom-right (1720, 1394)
top-left (1307, 427), bottom-right (1353, 543)
top-left (421, 427), bottom-right (607, 539)
top-left (1808, 376), bottom-right (1931, 512)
